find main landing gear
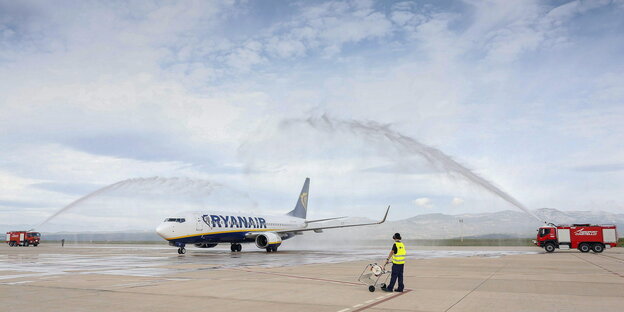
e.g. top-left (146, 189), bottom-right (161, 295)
top-left (177, 247), bottom-right (186, 254)
top-left (230, 243), bottom-right (242, 252)
top-left (265, 245), bottom-right (278, 253)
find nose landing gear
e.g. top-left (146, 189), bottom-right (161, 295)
top-left (177, 247), bottom-right (186, 254)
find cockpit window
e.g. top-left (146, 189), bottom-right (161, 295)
top-left (164, 218), bottom-right (185, 223)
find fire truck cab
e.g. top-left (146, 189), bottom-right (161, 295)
top-left (5, 231), bottom-right (41, 247)
top-left (534, 224), bottom-right (618, 253)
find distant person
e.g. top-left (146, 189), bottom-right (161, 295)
top-left (61, 239), bottom-right (65, 247)
top-left (383, 233), bottom-right (405, 292)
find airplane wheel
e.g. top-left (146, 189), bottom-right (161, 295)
top-left (272, 246), bottom-right (278, 252)
top-left (231, 244), bottom-right (236, 252)
top-left (178, 247), bottom-right (186, 255)
top-left (266, 247), bottom-right (272, 253)
top-left (236, 244), bottom-right (242, 252)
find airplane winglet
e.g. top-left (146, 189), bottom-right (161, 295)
top-left (378, 205), bottom-right (390, 224)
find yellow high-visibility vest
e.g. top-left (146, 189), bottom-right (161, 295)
top-left (392, 242), bottom-right (406, 264)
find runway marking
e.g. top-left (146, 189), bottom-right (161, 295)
top-left (364, 299), bottom-right (374, 303)
top-left (234, 267), bottom-right (412, 312)
top-left (0, 280), bottom-right (33, 285)
top-left (597, 254), bottom-right (624, 264)
top-left (574, 254), bottom-right (624, 278)
top-left (351, 290), bottom-right (412, 312)
top-left (444, 264), bottom-right (506, 312)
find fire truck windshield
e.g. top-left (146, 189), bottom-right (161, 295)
top-left (539, 228), bottom-right (551, 237)
top-left (27, 233), bottom-right (40, 237)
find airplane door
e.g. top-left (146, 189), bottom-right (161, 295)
top-left (196, 216), bottom-right (204, 232)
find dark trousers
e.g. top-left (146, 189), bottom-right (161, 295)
top-left (387, 263), bottom-right (404, 291)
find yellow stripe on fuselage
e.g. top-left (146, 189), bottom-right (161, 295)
top-left (166, 228), bottom-right (281, 241)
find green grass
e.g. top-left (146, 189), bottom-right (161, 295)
top-left (619, 238), bottom-right (624, 247)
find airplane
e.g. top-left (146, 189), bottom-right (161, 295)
top-left (156, 178), bottom-right (390, 254)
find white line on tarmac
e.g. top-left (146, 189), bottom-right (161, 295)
top-left (352, 304), bottom-right (363, 308)
top-left (337, 309), bottom-right (350, 312)
top-left (364, 299), bottom-right (374, 303)
top-left (1, 280), bottom-right (33, 285)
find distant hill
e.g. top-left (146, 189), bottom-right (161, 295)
top-left (295, 208), bottom-right (624, 240)
top-left (3, 208), bottom-right (622, 241)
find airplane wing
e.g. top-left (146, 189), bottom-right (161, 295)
top-left (277, 205), bottom-right (390, 234)
top-left (304, 216), bottom-right (347, 224)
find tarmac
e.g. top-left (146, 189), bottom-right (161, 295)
top-left (1, 244), bottom-right (623, 312)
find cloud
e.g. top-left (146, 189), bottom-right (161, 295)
top-left (1, 0), bottom-right (624, 227)
top-left (413, 197), bottom-right (433, 209)
top-left (451, 197), bottom-right (465, 206)
top-left (573, 163), bottom-right (624, 173)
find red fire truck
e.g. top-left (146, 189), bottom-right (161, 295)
top-left (5, 231), bottom-right (41, 247)
top-left (534, 224), bottom-right (618, 253)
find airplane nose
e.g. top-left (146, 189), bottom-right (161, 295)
top-left (156, 223), bottom-right (169, 239)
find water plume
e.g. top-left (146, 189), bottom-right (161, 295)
top-left (282, 115), bottom-right (543, 223)
top-left (32, 176), bottom-right (256, 231)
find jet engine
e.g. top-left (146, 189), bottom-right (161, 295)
top-left (194, 243), bottom-right (218, 248)
top-left (255, 232), bottom-right (282, 248)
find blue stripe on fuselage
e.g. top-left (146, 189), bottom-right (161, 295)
top-left (168, 231), bottom-right (296, 245)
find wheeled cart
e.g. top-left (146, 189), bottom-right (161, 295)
top-left (358, 262), bottom-right (391, 292)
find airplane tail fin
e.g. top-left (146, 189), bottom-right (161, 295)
top-left (287, 178), bottom-right (309, 219)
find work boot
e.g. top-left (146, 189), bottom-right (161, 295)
top-left (394, 289), bottom-right (404, 293)
top-left (382, 288), bottom-right (393, 292)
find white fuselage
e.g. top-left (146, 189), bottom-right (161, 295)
top-left (156, 210), bottom-right (305, 246)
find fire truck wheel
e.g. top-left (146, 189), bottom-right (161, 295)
top-left (579, 243), bottom-right (590, 253)
top-left (33, 243), bottom-right (38, 247)
top-left (24, 241), bottom-right (29, 247)
top-left (592, 244), bottom-right (604, 253)
top-left (9, 242), bottom-right (14, 247)
top-left (544, 243), bottom-right (555, 253)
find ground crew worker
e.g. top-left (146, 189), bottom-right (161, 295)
top-left (383, 233), bottom-right (405, 292)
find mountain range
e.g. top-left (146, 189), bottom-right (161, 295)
top-left (2, 208), bottom-right (622, 241)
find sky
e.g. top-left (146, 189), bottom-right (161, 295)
top-left (1, 0), bottom-right (623, 231)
